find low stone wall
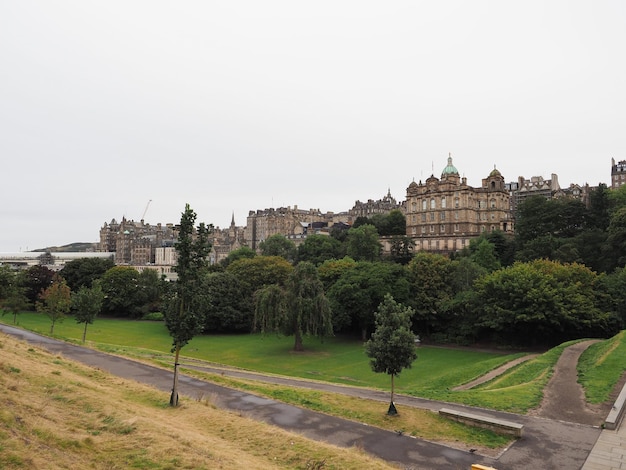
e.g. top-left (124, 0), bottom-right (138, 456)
top-left (439, 407), bottom-right (524, 438)
top-left (605, 382), bottom-right (626, 430)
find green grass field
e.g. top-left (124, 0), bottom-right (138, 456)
top-left (2, 310), bottom-right (624, 413)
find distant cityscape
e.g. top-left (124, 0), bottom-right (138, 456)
top-left (3, 157), bottom-right (625, 276)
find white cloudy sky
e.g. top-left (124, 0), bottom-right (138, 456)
top-left (1, 1), bottom-right (624, 251)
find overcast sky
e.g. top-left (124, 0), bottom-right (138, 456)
top-left (1, 1), bottom-right (624, 252)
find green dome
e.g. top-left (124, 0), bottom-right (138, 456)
top-left (489, 166), bottom-right (501, 177)
top-left (441, 155), bottom-right (459, 176)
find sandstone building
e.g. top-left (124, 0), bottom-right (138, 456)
top-left (611, 158), bottom-right (626, 189)
top-left (405, 156), bottom-right (513, 254)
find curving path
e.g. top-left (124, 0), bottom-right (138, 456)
top-left (530, 340), bottom-right (605, 426)
top-left (0, 324), bottom-right (607, 470)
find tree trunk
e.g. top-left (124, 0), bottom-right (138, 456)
top-left (82, 323), bottom-right (88, 343)
top-left (170, 346), bottom-right (181, 406)
top-left (294, 328), bottom-right (303, 352)
top-left (387, 374), bottom-right (397, 415)
top-left (50, 320), bottom-right (55, 334)
top-left (361, 327), bottom-right (367, 342)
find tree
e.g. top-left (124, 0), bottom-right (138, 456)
top-left (254, 262), bottom-right (333, 351)
top-left (327, 261), bottom-right (410, 339)
top-left (365, 294), bottom-right (417, 415)
top-left (605, 206), bottom-right (626, 271)
top-left (163, 204), bottom-right (212, 406)
top-left (406, 252), bottom-right (455, 337)
top-left (296, 234), bottom-right (344, 266)
top-left (100, 266), bottom-right (142, 317)
top-left (259, 234), bottom-right (297, 262)
top-left (21, 265), bottom-right (56, 304)
top-left (220, 246), bottom-right (256, 268)
top-left (346, 224), bottom-right (381, 261)
top-left (36, 275), bottom-right (71, 334)
top-left (473, 259), bottom-right (615, 346)
top-left (386, 235), bottom-right (414, 265)
top-left (199, 271), bottom-right (253, 333)
top-left (226, 256), bottom-right (293, 294)
top-left (0, 266), bottom-right (29, 324)
top-left (59, 257), bottom-right (115, 291)
top-left (72, 282), bottom-right (104, 343)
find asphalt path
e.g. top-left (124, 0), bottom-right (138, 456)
top-left (0, 324), bottom-right (601, 469)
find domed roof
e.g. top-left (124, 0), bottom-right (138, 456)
top-left (489, 166), bottom-right (501, 177)
top-left (441, 155), bottom-right (459, 176)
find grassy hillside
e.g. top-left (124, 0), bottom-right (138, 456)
top-left (0, 333), bottom-right (396, 470)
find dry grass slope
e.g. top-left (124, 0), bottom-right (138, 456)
top-left (0, 333), bottom-right (397, 470)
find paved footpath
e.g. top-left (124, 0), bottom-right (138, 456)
top-left (582, 421), bottom-right (626, 469)
top-left (0, 324), bottom-right (611, 470)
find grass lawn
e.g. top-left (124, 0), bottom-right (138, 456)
top-left (3, 311), bottom-right (622, 414)
top-left (578, 331), bottom-right (626, 403)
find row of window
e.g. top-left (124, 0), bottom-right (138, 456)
top-left (410, 224), bottom-right (497, 234)
top-left (409, 197), bottom-right (502, 211)
top-left (410, 212), bottom-right (499, 223)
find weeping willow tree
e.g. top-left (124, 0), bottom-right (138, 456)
top-left (254, 262), bottom-right (332, 351)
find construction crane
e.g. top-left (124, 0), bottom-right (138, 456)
top-left (141, 199), bottom-right (152, 222)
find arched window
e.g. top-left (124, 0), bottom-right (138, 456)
top-left (430, 198), bottom-right (435, 209)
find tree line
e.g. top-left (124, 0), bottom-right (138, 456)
top-left (4, 186), bottom-right (626, 348)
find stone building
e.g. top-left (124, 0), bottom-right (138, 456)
top-left (611, 158), bottom-right (626, 189)
top-left (244, 206), bottom-right (328, 251)
top-left (98, 218), bottom-right (177, 265)
top-left (405, 156), bottom-right (513, 254)
top-left (510, 174), bottom-right (560, 214)
top-left (348, 189), bottom-right (402, 218)
top-left (211, 213), bottom-right (247, 264)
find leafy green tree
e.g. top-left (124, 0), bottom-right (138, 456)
top-left (346, 224), bottom-right (381, 262)
top-left (0, 266), bottom-right (29, 323)
top-left (21, 265), bottom-right (56, 304)
top-left (163, 204), bottom-right (212, 406)
top-left (386, 235), bottom-right (414, 265)
top-left (473, 259), bottom-right (614, 346)
top-left (605, 207), bottom-right (626, 271)
top-left (317, 256), bottom-right (357, 291)
top-left (72, 281), bottom-right (104, 343)
top-left (220, 246), bottom-right (256, 268)
top-left (226, 256), bottom-right (293, 294)
top-left (372, 209), bottom-right (406, 236)
top-left (254, 262), bottom-right (332, 351)
top-left (100, 266), bottom-right (141, 317)
top-left (608, 182), bottom-right (626, 212)
top-left (588, 183), bottom-right (611, 231)
top-left (365, 294), bottom-right (417, 415)
top-left (469, 238), bottom-right (501, 272)
top-left (296, 234), bottom-right (344, 266)
top-left (0, 265), bottom-right (16, 300)
top-left (406, 252), bottom-right (455, 337)
top-left (199, 271), bottom-right (253, 333)
top-left (59, 257), bottom-right (115, 291)
top-left (597, 267), bottom-right (626, 328)
top-left (327, 261), bottom-right (410, 339)
top-left (259, 234), bottom-right (297, 262)
top-left (136, 268), bottom-right (166, 316)
top-left (36, 275), bottom-right (71, 334)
